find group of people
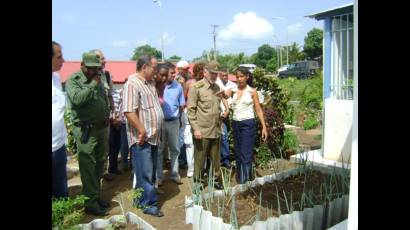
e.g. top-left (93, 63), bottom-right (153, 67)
top-left (51, 40), bottom-right (268, 218)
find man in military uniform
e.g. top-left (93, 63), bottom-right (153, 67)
top-left (187, 61), bottom-right (226, 190)
top-left (90, 49), bottom-right (118, 181)
top-left (65, 52), bottom-right (111, 216)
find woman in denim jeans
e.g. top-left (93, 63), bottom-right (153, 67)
top-left (226, 67), bottom-right (268, 184)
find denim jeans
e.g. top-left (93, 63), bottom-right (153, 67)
top-left (178, 111), bottom-right (187, 166)
top-left (120, 123), bottom-right (130, 167)
top-left (220, 120), bottom-right (230, 166)
top-left (52, 145), bottom-right (68, 198)
top-left (157, 119), bottom-right (181, 181)
top-left (232, 119), bottom-right (256, 184)
top-left (130, 143), bottom-right (159, 213)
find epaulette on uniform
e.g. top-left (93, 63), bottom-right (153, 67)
top-left (194, 82), bottom-right (205, 89)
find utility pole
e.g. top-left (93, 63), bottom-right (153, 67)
top-left (153, 0), bottom-right (164, 62)
top-left (286, 27), bottom-right (289, 65)
top-left (211, 24), bottom-right (219, 61)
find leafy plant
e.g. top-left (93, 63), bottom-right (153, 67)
top-left (281, 129), bottom-right (299, 158)
top-left (303, 116), bottom-right (319, 130)
top-left (255, 144), bottom-right (271, 169)
top-left (64, 108), bottom-right (77, 155)
top-left (52, 195), bottom-right (87, 230)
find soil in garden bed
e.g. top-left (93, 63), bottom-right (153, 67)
top-left (205, 170), bottom-right (347, 228)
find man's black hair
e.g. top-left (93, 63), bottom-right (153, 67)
top-left (157, 63), bottom-right (169, 72)
top-left (137, 55), bottom-right (153, 71)
top-left (52, 41), bottom-right (60, 59)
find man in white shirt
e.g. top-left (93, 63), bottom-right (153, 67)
top-left (52, 41), bottom-right (68, 198)
top-left (215, 71), bottom-right (237, 168)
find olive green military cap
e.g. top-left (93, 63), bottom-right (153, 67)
top-left (205, 60), bottom-right (220, 73)
top-left (82, 52), bottom-right (102, 67)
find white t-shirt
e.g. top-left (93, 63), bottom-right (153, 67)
top-left (215, 77), bottom-right (237, 113)
top-left (52, 72), bottom-right (67, 152)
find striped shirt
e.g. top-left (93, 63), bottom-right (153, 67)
top-left (122, 73), bottom-right (164, 147)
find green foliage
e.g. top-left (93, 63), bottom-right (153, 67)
top-left (64, 108), bottom-right (76, 155)
top-left (265, 56), bottom-right (278, 72)
top-left (287, 42), bottom-right (305, 64)
top-left (166, 55), bottom-right (182, 62)
top-left (52, 195), bottom-right (87, 230)
top-left (277, 71), bottom-right (323, 128)
top-left (283, 104), bottom-right (295, 125)
top-left (303, 28), bottom-right (323, 61)
top-left (252, 68), bottom-right (289, 119)
top-left (281, 130), bottom-right (299, 154)
top-left (255, 144), bottom-right (272, 169)
top-left (131, 44), bottom-right (162, 61)
top-left (132, 188), bottom-right (144, 208)
top-left (254, 44), bottom-right (276, 69)
top-left (303, 116), bottom-right (319, 130)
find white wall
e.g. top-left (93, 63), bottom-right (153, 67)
top-left (323, 98), bottom-right (353, 162)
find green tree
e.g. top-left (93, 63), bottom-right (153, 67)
top-left (254, 44), bottom-right (276, 69)
top-left (287, 42), bottom-right (305, 63)
top-left (303, 28), bottom-right (323, 60)
top-left (131, 44), bottom-right (162, 61)
top-left (167, 55), bottom-right (182, 62)
top-left (266, 56), bottom-right (278, 72)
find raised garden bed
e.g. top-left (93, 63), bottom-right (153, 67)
top-left (185, 163), bottom-right (350, 230)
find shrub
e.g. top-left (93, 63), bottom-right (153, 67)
top-left (255, 144), bottom-right (271, 169)
top-left (281, 130), bottom-right (299, 158)
top-left (64, 108), bottom-right (77, 155)
top-left (255, 108), bottom-right (285, 159)
top-left (303, 116), bottom-right (319, 130)
top-left (252, 68), bottom-right (289, 119)
top-left (52, 195), bottom-right (87, 230)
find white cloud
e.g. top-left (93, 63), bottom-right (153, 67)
top-left (112, 40), bottom-right (129, 47)
top-left (219, 12), bottom-right (274, 41)
top-left (287, 23), bottom-right (303, 36)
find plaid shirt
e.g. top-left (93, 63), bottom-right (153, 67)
top-left (122, 73), bottom-right (164, 147)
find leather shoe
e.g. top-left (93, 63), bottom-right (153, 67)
top-left (143, 209), bottom-right (164, 217)
top-left (98, 200), bottom-right (110, 209)
top-left (172, 178), bottom-right (183, 185)
top-left (103, 173), bottom-right (115, 181)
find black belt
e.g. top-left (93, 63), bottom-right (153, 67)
top-left (164, 117), bottom-right (179, 122)
top-left (74, 120), bottom-right (108, 129)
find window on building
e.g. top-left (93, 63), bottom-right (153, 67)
top-left (331, 13), bottom-right (354, 100)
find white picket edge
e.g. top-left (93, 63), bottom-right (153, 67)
top-left (78, 211), bottom-right (155, 230)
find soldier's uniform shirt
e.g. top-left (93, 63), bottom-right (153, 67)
top-left (65, 70), bottom-right (110, 124)
top-left (187, 78), bottom-right (223, 138)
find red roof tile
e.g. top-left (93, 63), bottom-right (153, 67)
top-left (58, 61), bottom-right (237, 83)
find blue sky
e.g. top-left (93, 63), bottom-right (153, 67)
top-left (52, 0), bottom-right (352, 61)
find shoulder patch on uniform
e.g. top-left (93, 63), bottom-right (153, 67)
top-left (194, 82), bottom-right (205, 89)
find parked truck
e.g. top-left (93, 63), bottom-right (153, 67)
top-left (278, 60), bottom-right (319, 79)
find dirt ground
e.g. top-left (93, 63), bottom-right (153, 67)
top-left (66, 126), bottom-right (321, 229)
top-left (291, 126), bottom-right (322, 150)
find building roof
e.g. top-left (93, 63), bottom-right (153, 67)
top-left (306, 3), bottom-right (353, 20)
top-left (58, 61), bottom-right (137, 83)
top-left (58, 61), bottom-right (237, 83)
